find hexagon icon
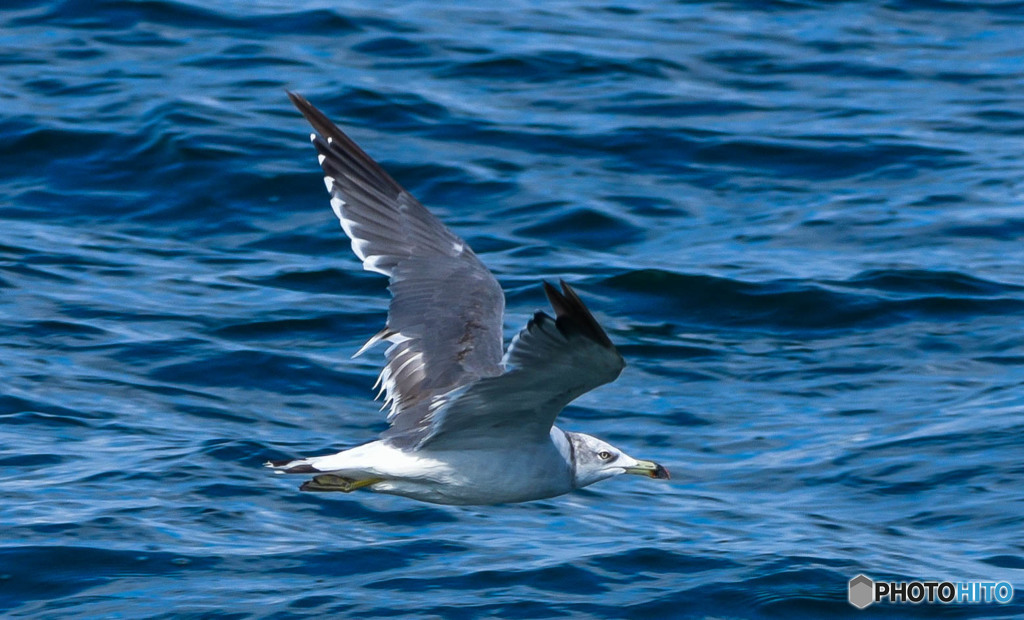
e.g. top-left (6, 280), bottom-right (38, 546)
top-left (849, 574), bottom-right (874, 609)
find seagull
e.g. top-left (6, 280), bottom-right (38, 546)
top-left (266, 92), bottom-right (669, 505)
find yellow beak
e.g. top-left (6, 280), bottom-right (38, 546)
top-left (624, 459), bottom-right (670, 479)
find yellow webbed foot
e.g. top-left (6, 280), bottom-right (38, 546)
top-left (299, 474), bottom-right (383, 493)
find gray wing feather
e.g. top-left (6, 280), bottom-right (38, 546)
top-left (289, 92), bottom-right (505, 417)
top-left (385, 281), bottom-right (625, 450)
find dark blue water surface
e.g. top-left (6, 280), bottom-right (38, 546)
top-left (3, 1), bottom-right (1024, 617)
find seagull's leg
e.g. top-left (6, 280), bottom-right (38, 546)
top-left (299, 474), bottom-right (383, 493)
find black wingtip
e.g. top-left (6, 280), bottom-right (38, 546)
top-left (540, 280), bottom-right (614, 348)
top-left (542, 280), bottom-right (564, 313)
top-left (527, 310), bottom-right (554, 331)
top-left (286, 91), bottom-right (337, 139)
top-left (286, 91), bottom-right (406, 196)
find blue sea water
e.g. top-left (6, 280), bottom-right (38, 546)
top-left (2, 0), bottom-right (1024, 617)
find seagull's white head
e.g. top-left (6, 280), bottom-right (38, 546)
top-left (566, 432), bottom-right (670, 489)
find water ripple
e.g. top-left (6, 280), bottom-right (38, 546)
top-left (3, 0), bottom-right (1024, 617)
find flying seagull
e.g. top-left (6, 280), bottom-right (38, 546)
top-left (267, 92), bottom-right (669, 505)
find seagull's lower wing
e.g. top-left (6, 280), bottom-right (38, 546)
top-left (385, 281), bottom-right (625, 450)
top-left (289, 92), bottom-right (506, 418)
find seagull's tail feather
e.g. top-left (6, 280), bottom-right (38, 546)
top-left (264, 457), bottom-right (318, 475)
top-left (266, 443), bottom-right (396, 492)
top-left (265, 450), bottom-right (372, 477)
top-left (266, 456), bottom-right (384, 493)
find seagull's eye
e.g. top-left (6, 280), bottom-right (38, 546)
top-left (598, 451), bottom-right (613, 461)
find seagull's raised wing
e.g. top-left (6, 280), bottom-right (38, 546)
top-left (289, 92), bottom-right (505, 417)
top-left (384, 281), bottom-right (625, 450)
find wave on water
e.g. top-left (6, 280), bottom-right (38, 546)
top-left (2, 0), bottom-right (1024, 617)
